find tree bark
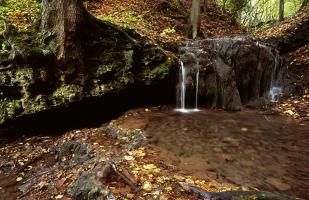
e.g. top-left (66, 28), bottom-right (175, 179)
top-left (279, 0), bottom-right (284, 21)
top-left (189, 0), bottom-right (201, 39)
top-left (301, 0), bottom-right (308, 8)
top-left (41, 0), bottom-right (88, 67)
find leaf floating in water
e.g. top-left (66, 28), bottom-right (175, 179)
top-left (16, 177), bottom-right (23, 182)
top-left (240, 127), bottom-right (248, 132)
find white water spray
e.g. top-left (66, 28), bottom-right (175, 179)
top-left (180, 61), bottom-right (186, 110)
top-left (176, 44), bottom-right (201, 113)
top-left (268, 48), bottom-right (282, 102)
top-left (256, 41), bottom-right (283, 102)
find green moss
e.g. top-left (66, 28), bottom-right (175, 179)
top-left (95, 64), bottom-right (114, 77)
top-left (90, 83), bottom-right (107, 96)
top-left (23, 95), bottom-right (49, 114)
top-left (13, 68), bottom-right (34, 85)
top-left (123, 50), bottom-right (134, 73)
top-left (150, 56), bottom-right (176, 79)
top-left (232, 195), bottom-right (258, 200)
top-left (99, 11), bottom-right (144, 29)
top-left (53, 84), bottom-right (82, 105)
top-left (0, 98), bottom-right (22, 120)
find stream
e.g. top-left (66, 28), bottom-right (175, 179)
top-left (116, 107), bottom-right (309, 199)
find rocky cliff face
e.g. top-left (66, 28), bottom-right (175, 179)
top-left (176, 38), bottom-right (284, 110)
top-left (0, 22), bottom-right (176, 126)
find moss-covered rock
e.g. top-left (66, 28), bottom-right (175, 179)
top-left (0, 17), bottom-right (176, 126)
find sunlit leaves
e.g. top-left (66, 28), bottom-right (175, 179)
top-left (0, 0), bottom-right (41, 33)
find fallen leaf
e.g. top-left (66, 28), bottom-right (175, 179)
top-left (55, 194), bottom-right (63, 199)
top-left (16, 177), bottom-right (23, 182)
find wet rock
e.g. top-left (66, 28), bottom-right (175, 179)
top-left (69, 163), bottom-right (116, 200)
top-left (177, 38), bottom-right (284, 110)
top-left (101, 124), bottom-right (147, 149)
top-left (50, 141), bottom-right (93, 165)
top-left (0, 2), bottom-right (177, 126)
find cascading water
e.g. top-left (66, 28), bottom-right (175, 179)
top-left (256, 42), bottom-right (283, 102)
top-left (268, 51), bottom-right (283, 102)
top-left (175, 38), bottom-right (284, 111)
top-left (195, 59), bottom-right (200, 110)
top-left (175, 42), bottom-right (201, 113)
top-left (180, 61), bottom-right (186, 110)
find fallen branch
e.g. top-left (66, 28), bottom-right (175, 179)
top-left (179, 182), bottom-right (296, 200)
top-left (17, 152), bottom-right (48, 173)
top-left (111, 163), bottom-right (139, 190)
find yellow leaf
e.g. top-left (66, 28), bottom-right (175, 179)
top-left (124, 155), bottom-right (134, 161)
top-left (142, 181), bottom-right (152, 191)
top-left (55, 194), bottom-right (63, 199)
top-left (240, 127), bottom-right (248, 132)
top-left (16, 177), bottom-right (23, 182)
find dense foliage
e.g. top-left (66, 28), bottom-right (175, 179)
top-left (216, 0), bottom-right (304, 29)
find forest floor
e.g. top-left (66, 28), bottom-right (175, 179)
top-left (85, 0), bottom-right (244, 43)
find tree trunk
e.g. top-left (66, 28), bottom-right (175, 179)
top-left (41, 0), bottom-right (88, 67)
top-left (301, 0), bottom-right (309, 8)
top-left (279, 0), bottom-right (284, 21)
top-left (189, 0), bottom-right (201, 39)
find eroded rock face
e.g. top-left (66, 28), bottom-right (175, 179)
top-left (0, 22), bottom-right (176, 126)
top-left (176, 37), bottom-right (284, 110)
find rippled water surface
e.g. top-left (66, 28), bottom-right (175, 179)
top-left (118, 108), bottom-right (309, 199)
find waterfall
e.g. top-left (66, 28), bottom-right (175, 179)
top-left (176, 42), bottom-right (201, 113)
top-left (180, 61), bottom-right (186, 110)
top-left (267, 46), bottom-right (282, 103)
top-left (256, 41), bottom-right (283, 102)
top-left (175, 38), bottom-right (284, 112)
top-left (268, 52), bottom-right (282, 102)
top-left (195, 59), bottom-right (200, 110)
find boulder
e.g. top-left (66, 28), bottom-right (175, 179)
top-left (0, 0), bottom-right (177, 126)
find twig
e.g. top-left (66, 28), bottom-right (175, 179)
top-left (18, 152), bottom-right (48, 173)
top-left (0, 64), bottom-right (14, 71)
top-left (21, 170), bottom-right (51, 185)
top-left (18, 169), bottom-right (54, 198)
top-left (111, 163), bottom-right (139, 190)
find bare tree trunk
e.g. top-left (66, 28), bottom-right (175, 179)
top-left (222, 0), bottom-right (228, 12)
top-left (301, 0), bottom-right (309, 8)
top-left (203, 0), bottom-right (207, 13)
top-left (41, 0), bottom-right (88, 67)
top-left (190, 0), bottom-right (201, 39)
top-left (279, 0), bottom-right (284, 21)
